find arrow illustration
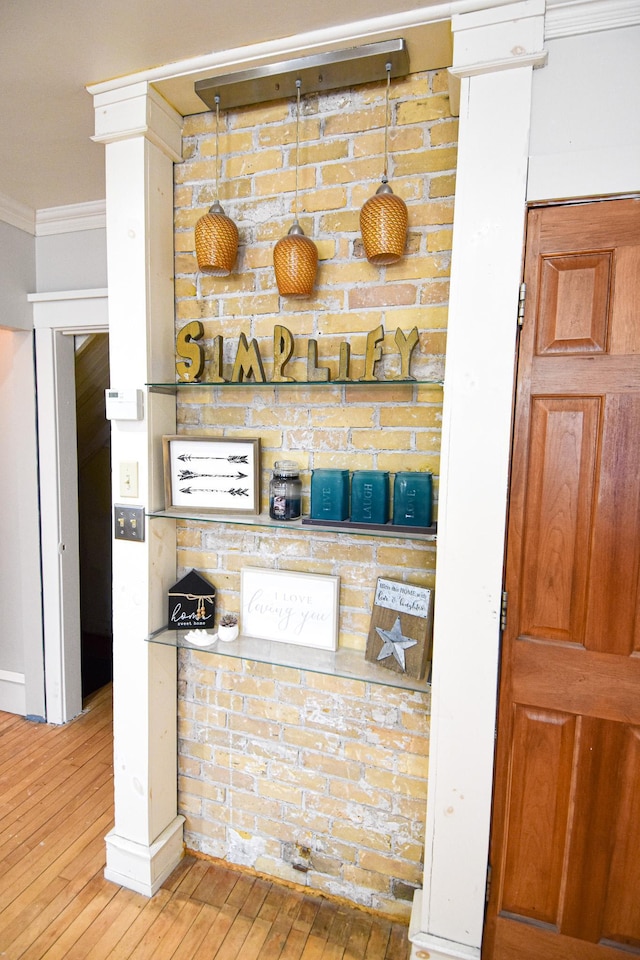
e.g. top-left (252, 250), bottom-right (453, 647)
top-left (177, 453), bottom-right (249, 464)
top-left (179, 486), bottom-right (249, 497)
top-left (178, 469), bottom-right (247, 481)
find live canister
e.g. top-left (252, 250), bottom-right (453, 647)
top-left (310, 469), bottom-right (349, 521)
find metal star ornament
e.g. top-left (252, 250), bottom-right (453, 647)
top-left (375, 616), bottom-right (417, 671)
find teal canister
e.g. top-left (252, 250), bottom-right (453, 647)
top-left (350, 470), bottom-right (390, 524)
top-left (392, 471), bottom-right (433, 527)
top-left (310, 469), bottom-right (350, 521)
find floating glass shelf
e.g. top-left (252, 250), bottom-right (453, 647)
top-left (148, 627), bottom-right (431, 693)
top-left (147, 378), bottom-right (444, 392)
top-left (148, 510), bottom-right (437, 541)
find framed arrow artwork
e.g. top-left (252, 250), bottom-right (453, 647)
top-left (365, 578), bottom-right (433, 681)
top-left (163, 435), bottom-right (261, 515)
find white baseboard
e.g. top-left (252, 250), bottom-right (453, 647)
top-left (0, 670), bottom-right (26, 715)
top-left (409, 891), bottom-right (481, 960)
top-left (104, 815), bottom-right (185, 897)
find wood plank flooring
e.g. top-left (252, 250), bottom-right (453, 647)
top-left (0, 686), bottom-right (410, 959)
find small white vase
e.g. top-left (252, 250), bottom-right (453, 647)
top-left (217, 622), bottom-right (239, 643)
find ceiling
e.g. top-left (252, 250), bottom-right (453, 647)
top-left (0, 0), bottom-right (453, 220)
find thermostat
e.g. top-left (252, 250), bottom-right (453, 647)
top-left (105, 388), bottom-right (144, 421)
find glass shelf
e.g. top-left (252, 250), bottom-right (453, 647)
top-left (147, 378), bottom-right (443, 393)
top-left (148, 627), bottom-right (431, 693)
top-left (149, 510), bottom-right (437, 541)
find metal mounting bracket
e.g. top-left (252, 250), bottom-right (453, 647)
top-left (194, 38), bottom-right (409, 111)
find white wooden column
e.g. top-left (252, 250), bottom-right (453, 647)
top-left (409, 3), bottom-right (546, 958)
top-left (92, 82), bottom-right (183, 896)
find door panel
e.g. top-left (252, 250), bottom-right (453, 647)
top-left (501, 706), bottom-right (576, 924)
top-left (484, 198), bottom-right (640, 960)
top-left (521, 397), bottom-right (599, 644)
top-left (536, 253), bottom-right (611, 355)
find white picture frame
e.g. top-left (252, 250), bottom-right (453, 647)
top-left (163, 435), bottom-right (260, 515)
top-left (241, 567), bottom-right (340, 650)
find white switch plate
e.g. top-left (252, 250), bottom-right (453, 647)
top-left (119, 461), bottom-right (139, 498)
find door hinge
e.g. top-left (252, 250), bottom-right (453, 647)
top-left (517, 282), bottom-right (526, 326)
top-left (500, 590), bottom-right (508, 632)
top-left (486, 864), bottom-right (492, 903)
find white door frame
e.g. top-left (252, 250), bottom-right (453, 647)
top-left (30, 288), bottom-right (109, 724)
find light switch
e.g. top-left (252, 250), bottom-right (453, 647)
top-left (119, 461), bottom-right (138, 498)
top-left (114, 504), bottom-right (145, 542)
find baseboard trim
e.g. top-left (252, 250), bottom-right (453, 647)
top-left (104, 815), bottom-right (185, 897)
top-left (409, 891), bottom-right (481, 960)
top-left (0, 670), bottom-right (26, 715)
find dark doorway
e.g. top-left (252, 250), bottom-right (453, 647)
top-left (75, 333), bottom-right (112, 698)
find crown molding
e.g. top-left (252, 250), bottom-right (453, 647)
top-left (0, 194), bottom-right (36, 235)
top-left (35, 200), bottom-right (106, 237)
top-left (545, 0), bottom-right (640, 38)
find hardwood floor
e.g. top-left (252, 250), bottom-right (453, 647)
top-left (0, 686), bottom-right (410, 959)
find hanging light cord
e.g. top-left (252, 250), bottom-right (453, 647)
top-left (294, 79), bottom-right (301, 221)
top-left (214, 94), bottom-right (221, 203)
top-left (383, 62), bottom-right (391, 184)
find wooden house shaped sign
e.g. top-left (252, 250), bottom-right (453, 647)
top-left (168, 569), bottom-right (216, 631)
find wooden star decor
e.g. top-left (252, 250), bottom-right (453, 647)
top-left (365, 578), bottom-right (433, 680)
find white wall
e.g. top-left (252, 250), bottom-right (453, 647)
top-left (0, 220), bottom-right (35, 331)
top-left (0, 221), bottom-right (42, 716)
top-left (528, 25), bottom-right (640, 200)
top-left (36, 228), bottom-right (107, 292)
top-left (0, 331), bottom-right (42, 697)
top-left (0, 213), bottom-right (108, 718)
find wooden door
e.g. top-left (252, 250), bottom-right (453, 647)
top-left (484, 198), bottom-right (640, 960)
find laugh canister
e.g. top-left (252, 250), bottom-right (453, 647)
top-left (350, 470), bottom-right (389, 524)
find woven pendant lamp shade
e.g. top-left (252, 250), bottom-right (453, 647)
top-left (195, 200), bottom-right (239, 276)
top-left (360, 181), bottom-right (408, 265)
top-left (273, 80), bottom-right (318, 298)
top-left (274, 221), bottom-right (318, 298)
top-left (359, 62), bottom-right (407, 266)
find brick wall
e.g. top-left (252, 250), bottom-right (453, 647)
top-left (174, 67), bottom-right (455, 918)
top-left (178, 652), bottom-right (430, 916)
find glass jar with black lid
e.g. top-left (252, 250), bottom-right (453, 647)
top-left (269, 460), bottom-right (302, 520)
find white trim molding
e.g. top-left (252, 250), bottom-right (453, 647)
top-left (35, 201), bottom-right (106, 237)
top-left (545, 0), bottom-right (640, 39)
top-left (92, 83), bottom-right (182, 161)
top-left (104, 816), bottom-right (185, 897)
top-left (84, 0), bottom-right (521, 99)
top-left (91, 79), bottom-right (180, 897)
top-left (0, 670), bottom-right (27, 716)
top-left (410, 4), bottom-right (544, 959)
top-left (0, 193), bottom-right (35, 234)
top-left (0, 196), bottom-right (108, 236)
top-left (30, 289), bottom-right (109, 725)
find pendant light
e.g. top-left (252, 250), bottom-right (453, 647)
top-left (360, 63), bottom-right (408, 265)
top-left (273, 80), bottom-right (318, 298)
top-left (194, 95), bottom-right (239, 276)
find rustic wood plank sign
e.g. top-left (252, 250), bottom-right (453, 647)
top-left (365, 577), bottom-right (433, 680)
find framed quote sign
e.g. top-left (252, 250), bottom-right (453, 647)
top-left (241, 567), bottom-right (340, 650)
top-left (163, 435), bottom-right (261, 515)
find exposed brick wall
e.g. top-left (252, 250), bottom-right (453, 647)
top-left (173, 67), bottom-right (455, 918)
top-left (178, 652), bottom-right (430, 916)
